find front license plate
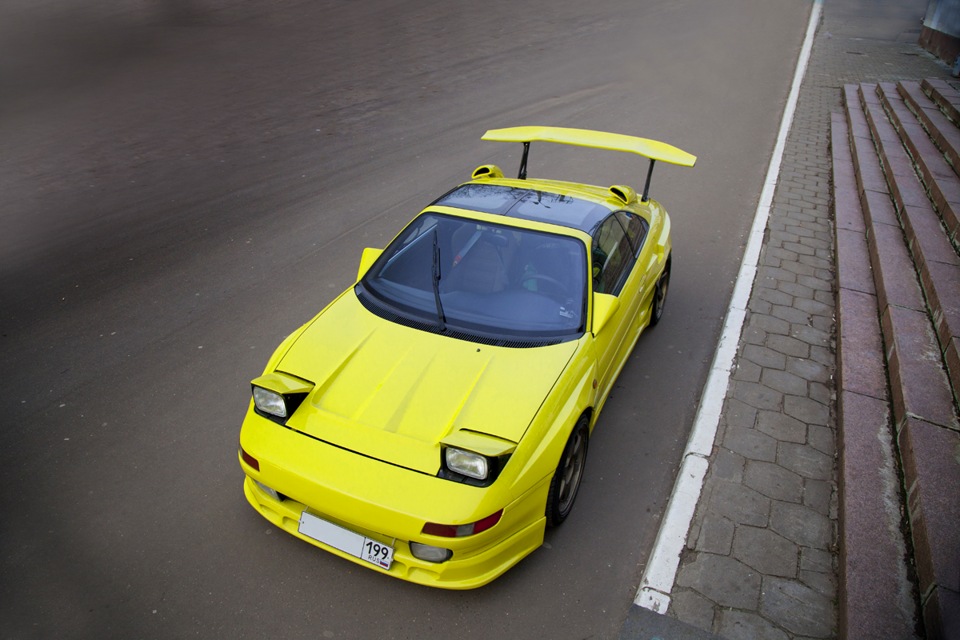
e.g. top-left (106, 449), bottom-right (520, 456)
top-left (298, 510), bottom-right (394, 570)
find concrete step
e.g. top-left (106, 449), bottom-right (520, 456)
top-left (873, 81), bottom-right (960, 410)
top-left (836, 81), bottom-right (960, 640)
top-left (899, 81), bottom-right (960, 181)
top-left (922, 77), bottom-right (960, 127)
top-left (858, 83), bottom-right (960, 430)
top-left (878, 82), bottom-right (960, 249)
top-left (830, 109), bottom-right (915, 640)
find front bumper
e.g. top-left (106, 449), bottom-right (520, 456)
top-left (239, 409), bottom-right (548, 589)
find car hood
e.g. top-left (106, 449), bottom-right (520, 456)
top-left (278, 292), bottom-right (578, 475)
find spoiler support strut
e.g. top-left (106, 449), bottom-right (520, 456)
top-left (518, 142), bottom-right (530, 180)
top-left (641, 159), bottom-right (655, 203)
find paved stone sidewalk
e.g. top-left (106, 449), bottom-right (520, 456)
top-left (659, 3), bottom-right (951, 639)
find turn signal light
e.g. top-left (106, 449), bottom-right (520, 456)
top-left (422, 510), bottom-right (503, 538)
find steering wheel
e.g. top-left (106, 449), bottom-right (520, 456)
top-left (521, 273), bottom-right (569, 298)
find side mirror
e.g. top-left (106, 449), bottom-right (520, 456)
top-left (357, 247), bottom-right (383, 280)
top-left (592, 293), bottom-right (620, 335)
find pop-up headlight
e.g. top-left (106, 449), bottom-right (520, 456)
top-left (445, 448), bottom-right (490, 480)
top-left (253, 386), bottom-right (287, 418)
top-left (438, 430), bottom-right (516, 486)
top-left (250, 372), bottom-right (313, 423)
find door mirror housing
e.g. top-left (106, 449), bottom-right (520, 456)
top-left (357, 247), bottom-right (383, 280)
top-left (592, 293), bottom-right (620, 335)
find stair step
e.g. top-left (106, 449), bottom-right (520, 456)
top-left (898, 80), bottom-right (960, 180)
top-left (878, 82), bottom-right (960, 248)
top-left (921, 77), bottom-right (960, 126)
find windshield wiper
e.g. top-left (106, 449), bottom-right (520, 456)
top-left (432, 227), bottom-right (447, 331)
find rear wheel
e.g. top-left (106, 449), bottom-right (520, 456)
top-left (650, 260), bottom-right (671, 326)
top-left (546, 416), bottom-right (589, 527)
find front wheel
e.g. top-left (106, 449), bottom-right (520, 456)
top-left (546, 416), bottom-right (589, 527)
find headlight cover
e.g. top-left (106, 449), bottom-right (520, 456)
top-left (444, 447), bottom-right (490, 480)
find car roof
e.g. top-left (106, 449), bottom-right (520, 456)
top-left (430, 177), bottom-right (627, 234)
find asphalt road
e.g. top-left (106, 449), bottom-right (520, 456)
top-left (0, 1), bottom-right (812, 638)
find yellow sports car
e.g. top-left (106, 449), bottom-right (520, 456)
top-left (238, 126), bottom-right (695, 589)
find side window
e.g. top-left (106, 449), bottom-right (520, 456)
top-left (591, 216), bottom-right (634, 295)
top-left (616, 211), bottom-right (648, 255)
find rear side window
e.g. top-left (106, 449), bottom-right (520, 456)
top-left (616, 210), bottom-right (648, 255)
top-left (591, 216), bottom-right (633, 295)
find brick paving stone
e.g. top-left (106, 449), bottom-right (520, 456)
top-left (731, 380), bottom-right (784, 411)
top-left (806, 425), bottom-right (835, 456)
top-left (766, 334), bottom-right (810, 358)
top-left (760, 577), bottom-right (835, 638)
top-left (756, 286), bottom-right (796, 307)
top-left (807, 381), bottom-right (832, 407)
top-left (771, 304), bottom-right (813, 325)
top-left (675, 554), bottom-right (762, 610)
top-left (712, 447), bottom-right (746, 482)
top-left (810, 314), bottom-right (833, 333)
top-left (744, 460), bottom-right (804, 503)
top-left (802, 478), bottom-right (834, 516)
top-left (777, 442), bottom-right (834, 480)
top-left (789, 323), bottom-right (831, 348)
top-left (794, 298), bottom-right (835, 320)
top-left (750, 297), bottom-right (775, 315)
top-left (743, 344), bottom-right (788, 370)
top-left (724, 397), bottom-right (759, 429)
top-left (770, 501), bottom-right (834, 549)
top-left (777, 280), bottom-right (816, 300)
top-left (668, 590), bottom-right (717, 632)
top-left (752, 313), bottom-right (792, 336)
top-left (707, 480), bottom-right (771, 528)
top-left (799, 568), bottom-right (836, 599)
top-left (785, 356), bottom-right (830, 384)
top-left (695, 515), bottom-right (735, 555)
top-left (756, 410), bottom-right (807, 443)
top-left (761, 369), bottom-right (808, 396)
top-left (782, 395), bottom-right (828, 426)
top-left (723, 426), bottom-right (778, 462)
top-left (718, 610), bottom-right (791, 640)
top-left (733, 357), bottom-right (762, 383)
top-left (800, 547), bottom-right (833, 574)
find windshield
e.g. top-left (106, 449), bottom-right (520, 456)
top-left (357, 212), bottom-right (587, 345)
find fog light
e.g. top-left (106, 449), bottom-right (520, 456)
top-left (254, 480), bottom-right (281, 501)
top-left (409, 542), bottom-right (452, 563)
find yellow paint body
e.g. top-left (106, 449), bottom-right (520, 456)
top-left (239, 127), bottom-right (689, 588)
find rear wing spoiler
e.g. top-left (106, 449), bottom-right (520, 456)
top-left (481, 126), bottom-right (696, 202)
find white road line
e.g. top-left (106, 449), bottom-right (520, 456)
top-left (634, 0), bottom-right (823, 613)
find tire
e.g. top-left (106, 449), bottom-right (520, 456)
top-left (649, 259), bottom-right (671, 327)
top-left (546, 416), bottom-right (589, 527)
